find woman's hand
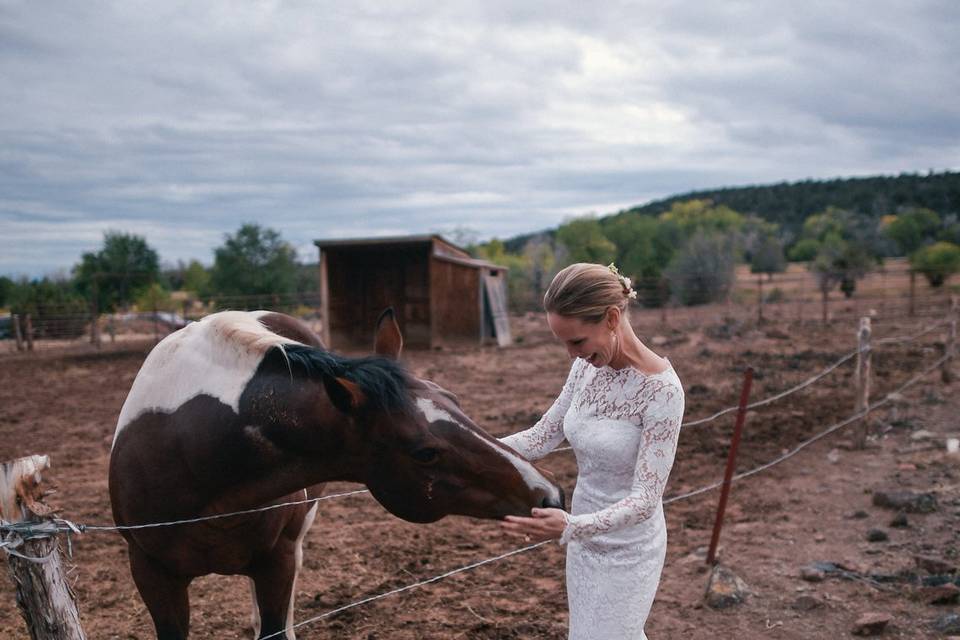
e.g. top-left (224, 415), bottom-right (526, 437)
top-left (500, 507), bottom-right (568, 542)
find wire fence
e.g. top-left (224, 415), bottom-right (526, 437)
top-left (264, 338), bottom-right (954, 639)
top-left (3, 260), bottom-right (957, 354)
top-left (0, 309), bottom-right (956, 638)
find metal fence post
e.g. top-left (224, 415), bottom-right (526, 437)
top-left (706, 367), bottom-right (754, 566)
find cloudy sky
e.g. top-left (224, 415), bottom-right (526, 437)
top-left (2, 1), bottom-right (957, 277)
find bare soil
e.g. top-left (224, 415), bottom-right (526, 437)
top-left (1, 311), bottom-right (958, 639)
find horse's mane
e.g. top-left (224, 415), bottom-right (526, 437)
top-left (277, 344), bottom-right (413, 412)
top-left (202, 311), bottom-right (412, 412)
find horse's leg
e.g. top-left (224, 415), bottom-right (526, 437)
top-left (128, 546), bottom-right (192, 640)
top-left (250, 503), bottom-right (318, 640)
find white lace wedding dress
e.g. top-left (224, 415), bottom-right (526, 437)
top-left (500, 357), bottom-right (684, 640)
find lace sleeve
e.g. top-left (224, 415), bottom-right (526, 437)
top-left (560, 378), bottom-right (684, 544)
top-left (499, 358), bottom-right (584, 461)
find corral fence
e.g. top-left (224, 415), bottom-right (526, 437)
top-left (1, 300), bottom-right (957, 639)
top-left (2, 261), bottom-right (958, 356)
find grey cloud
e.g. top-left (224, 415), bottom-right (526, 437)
top-left (1, 0), bottom-right (957, 276)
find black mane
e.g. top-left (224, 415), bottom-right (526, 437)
top-left (272, 344), bottom-right (413, 412)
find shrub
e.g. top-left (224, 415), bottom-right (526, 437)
top-left (665, 231), bottom-right (736, 306)
top-left (911, 242), bottom-right (960, 287)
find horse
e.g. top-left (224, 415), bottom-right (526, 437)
top-left (109, 308), bottom-right (563, 640)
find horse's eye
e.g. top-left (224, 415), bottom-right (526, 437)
top-left (411, 447), bottom-right (440, 465)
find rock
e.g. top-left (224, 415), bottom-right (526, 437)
top-left (916, 583), bottom-right (960, 605)
top-left (705, 564), bottom-right (749, 609)
top-left (852, 612), bottom-right (892, 636)
top-left (827, 448), bottom-right (841, 463)
top-left (847, 510), bottom-right (870, 520)
top-left (650, 335), bottom-right (668, 346)
top-left (800, 565), bottom-right (826, 582)
top-left (791, 594), bottom-right (823, 611)
top-left (932, 613), bottom-right (960, 634)
top-left (872, 489), bottom-right (938, 513)
top-left (886, 392), bottom-right (907, 404)
top-left (915, 555), bottom-right (958, 575)
top-left (911, 429), bottom-right (937, 441)
top-left (889, 512), bottom-right (909, 528)
top-left (866, 528), bottom-right (889, 542)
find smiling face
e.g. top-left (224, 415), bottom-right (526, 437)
top-left (547, 310), bottom-right (618, 368)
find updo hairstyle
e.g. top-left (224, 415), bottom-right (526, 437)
top-left (543, 263), bottom-right (632, 323)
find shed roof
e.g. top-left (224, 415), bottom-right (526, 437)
top-left (314, 233), bottom-right (506, 272)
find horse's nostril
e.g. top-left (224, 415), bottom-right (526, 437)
top-left (540, 486), bottom-right (565, 510)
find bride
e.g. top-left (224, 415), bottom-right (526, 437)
top-left (500, 262), bottom-right (685, 639)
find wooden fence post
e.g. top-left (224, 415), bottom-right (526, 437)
top-left (13, 313), bottom-right (25, 352)
top-left (908, 269), bottom-right (916, 317)
top-left (756, 275), bottom-right (764, 324)
top-left (943, 296), bottom-right (958, 384)
top-left (854, 317), bottom-right (872, 448)
top-left (0, 455), bottom-right (86, 640)
top-left (88, 302), bottom-right (100, 348)
top-left (24, 314), bottom-right (35, 351)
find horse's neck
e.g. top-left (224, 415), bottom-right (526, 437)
top-left (201, 387), bottom-right (365, 513)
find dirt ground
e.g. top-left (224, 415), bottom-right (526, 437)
top-left (1, 310), bottom-right (958, 639)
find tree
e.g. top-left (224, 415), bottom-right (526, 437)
top-left (73, 231), bottom-right (161, 312)
top-left (787, 238), bottom-right (820, 262)
top-left (209, 224), bottom-right (299, 299)
top-left (749, 234), bottom-right (787, 278)
top-left (882, 207), bottom-right (941, 256)
top-left (664, 231), bottom-right (737, 306)
top-left (658, 199), bottom-right (745, 237)
top-left (911, 242), bottom-right (960, 287)
top-left (182, 260), bottom-right (211, 298)
top-left (792, 207), bottom-right (883, 298)
top-left (476, 238), bottom-right (538, 310)
top-left (135, 282), bottom-right (173, 312)
top-left (0, 276), bottom-right (13, 308)
top-left (555, 217), bottom-right (617, 265)
top-left (8, 277), bottom-right (89, 337)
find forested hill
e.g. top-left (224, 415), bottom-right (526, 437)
top-left (504, 170), bottom-right (959, 250)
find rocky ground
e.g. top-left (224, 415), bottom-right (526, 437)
top-left (0, 310), bottom-right (958, 638)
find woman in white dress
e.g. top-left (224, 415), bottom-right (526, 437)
top-left (500, 263), bottom-right (684, 640)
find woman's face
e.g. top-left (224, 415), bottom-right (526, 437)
top-left (547, 311), bottom-right (616, 368)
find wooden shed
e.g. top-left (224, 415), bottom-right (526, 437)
top-left (314, 234), bottom-right (511, 349)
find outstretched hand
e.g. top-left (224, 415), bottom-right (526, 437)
top-left (501, 507), bottom-right (568, 542)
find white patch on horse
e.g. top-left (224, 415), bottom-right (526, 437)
top-left (113, 311), bottom-right (298, 447)
top-left (247, 578), bottom-right (261, 638)
top-left (287, 496), bottom-right (318, 639)
top-left (414, 398), bottom-right (559, 501)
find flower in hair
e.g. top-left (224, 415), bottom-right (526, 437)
top-left (607, 263), bottom-right (638, 299)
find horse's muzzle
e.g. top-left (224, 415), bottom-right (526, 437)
top-left (540, 485), bottom-right (565, 511)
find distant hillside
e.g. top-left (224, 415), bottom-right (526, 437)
top-left (504, 170), bottom-right (960, 251)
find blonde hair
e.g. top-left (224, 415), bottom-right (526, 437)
top-left (543, 263), bottom-right (631, 323)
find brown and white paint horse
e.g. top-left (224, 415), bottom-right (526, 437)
top-left (109, 309), bottom-right (562, 640)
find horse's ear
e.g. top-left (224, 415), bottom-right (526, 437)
top-left (323, 376), bottom-right (366, 414)
top-left (374, 307), bottom-right (403, 359)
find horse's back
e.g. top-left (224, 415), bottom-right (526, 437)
top-left (251, 311), bottom-right (324, 348)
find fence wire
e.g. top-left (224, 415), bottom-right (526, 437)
top-left (0, 313), bottom-right (954, 638)
top-left (261, 349), bottom-right (952, 638)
